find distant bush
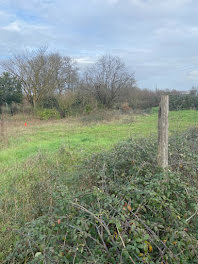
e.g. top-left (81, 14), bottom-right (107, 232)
top-left (22, 104), bottom-right (34, 114)
top-left (6, 128), bottom-right (198, 263)
top-left (169, 94), bottom-right (198, 111)
top-left (128, 89), bottom-right (160, 110)
top-left (39, 96), bottom-right (59, 110)
top-left (36, 108), bottom-right (61, 120)
top-left (0, 104), bottom-right (10, 115)
top-left (0, 102), bottom-right (33, 116)
top-left (120, 102), bottom-right (131, 113)
top-left (84, 104), bottom-right (93, 114)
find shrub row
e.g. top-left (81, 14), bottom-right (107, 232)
top-left (169, 95), bottom-right (198, 111)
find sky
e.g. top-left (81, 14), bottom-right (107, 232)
top-left (0, 0), bottom-right (198, 90)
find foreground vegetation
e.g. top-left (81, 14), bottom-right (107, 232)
top-left (0, 109), bottom-right (198, 263)
top-left (4, 127), bottom-right (198, 264)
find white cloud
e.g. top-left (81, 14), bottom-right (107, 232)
top-left (129, 0), bottom-right (191, 9)
top-left (92, 0), bottom-right (119, 5)
top-left (0, 19), bottom-right (53, 58)
top-left (107, 0), bottom-right (119, 4)
top-left (2, 20), bottom-right (49, 33)
top-left (187, 70), bottom-right (198, 80)
top-left (2, 21), bottom-right (21, 32)
top-left (188, 26), bottom-right (198, 35)
top-left (75, 56), bottom-right (96, 64)
top-left (0, 9), bottom-right (14, 25)
top-left (154, 23), bottom-right (198, 44)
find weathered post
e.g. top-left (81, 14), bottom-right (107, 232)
top-left (158, 95), bottom-right (169, 168)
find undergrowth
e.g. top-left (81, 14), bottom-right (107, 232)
top-left (4, 127), bottom-right (198, 264)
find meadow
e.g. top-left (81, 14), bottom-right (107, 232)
top-left (0, 109), bottom-right (198, 262)
top-left (1, 109), bottom-right (197, 176)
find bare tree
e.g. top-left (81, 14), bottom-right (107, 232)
top-left (56, 56), bottom-right (79, 95)
top-left (84, 55), bottom-right (136, 107)
top-left (0, 48), bottom-right (79, 108)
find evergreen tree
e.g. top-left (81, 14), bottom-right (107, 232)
top-left (0, 72), bottom-right (23, 108)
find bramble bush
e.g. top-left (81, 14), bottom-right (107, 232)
top-left (6, 128), bottom-right (198, 263)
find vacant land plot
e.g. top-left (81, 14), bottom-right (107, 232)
top-left (0, 109), bottom-right (197, 261)
top-left (0, 109), bottom-right (197, 193)
top-left (1, 109), bottom-right (197, 173)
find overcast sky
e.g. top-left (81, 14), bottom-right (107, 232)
top-left (1, 0), bottom-right (198, 90)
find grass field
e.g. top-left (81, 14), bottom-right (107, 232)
top-left (0, 109), bottom-right (198, 261)
top-left (0, 109), bottom-right (198, 184)
top-left (1, 109), bottom-right (197, 162)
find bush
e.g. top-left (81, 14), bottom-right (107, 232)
top-left (128, 89), bottom-right (160, 110)
top-left (36, 108), bottom-right (61, 120)
top-left (169, 95), bottom-right (198, 111)
top-left (0, 104), bottom-right (10, 114)
top-left (38, 96), bottom-right (59, 110)
top-left (55, 92), bottom-right (79, 118)
top-left (120, 102), bottom-right (131, 113)
top-left (22, 104), bottom-right (33, 114)
top-left (0, 102), bottom-right (28, 115)
top-left (56, 91), bottom-right (98, 117)
top-left (6, 128), bottom-right (198, 263)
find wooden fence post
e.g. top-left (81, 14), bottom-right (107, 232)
top-left (158, 95), bottom-right (169, 168)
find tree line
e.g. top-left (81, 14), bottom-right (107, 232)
top-left (0, 47), bottom-right (197, 116)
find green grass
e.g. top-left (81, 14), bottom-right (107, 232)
top-left (0, 109), bottom-right (197, 194)
top-left (0, 109), bottom-right (197, 177)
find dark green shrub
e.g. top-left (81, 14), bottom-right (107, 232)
top-left (36, 108), bottom-right (61, 120)
top-left (39, 96), bottom-right (59, 110)
top-left (169, 95), bottom-right (198, 111)
top-left (85, 104), bottom-right (93, 114)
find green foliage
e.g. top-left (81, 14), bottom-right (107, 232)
top-left (36, 108), bottom-right (61, 120)
top-left (6, 128), bottom-right (198, 263)
top-left (151, 107), bottom-right (159, 114)
top-left (129, 92), bottom-right (160, 110)
top-left (0, 72), bottom-right (23, 109)
top-left (169, 94), bottom-right (198, 111)
top-left (38, 95), bottom-right (59, 110)
top-left (55, 91), bottom-right (98, 117)
top-left (85, 104), bottom-right (93, 114)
